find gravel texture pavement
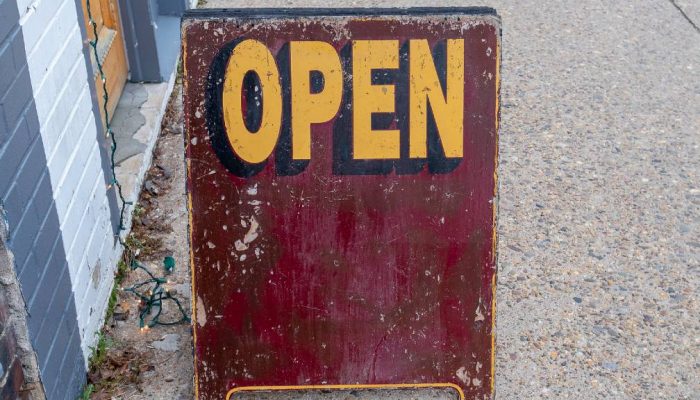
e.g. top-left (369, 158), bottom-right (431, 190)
top-left (97, 1), bottom-right (699, 399)
top-left (199, 1), bottom-right (700, 398)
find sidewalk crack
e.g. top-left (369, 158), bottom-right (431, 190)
top-left (668, 0), bottom-right (700, 33)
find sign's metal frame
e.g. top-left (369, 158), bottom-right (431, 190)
top-left (183, 8), bottom-right (501, 400)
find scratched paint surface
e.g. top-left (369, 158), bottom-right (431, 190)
top-left (183, 8), bottom-right (500, 400)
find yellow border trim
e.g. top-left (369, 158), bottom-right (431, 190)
top-left (227, 383), bottom-right (465, 400)
top-left (490, 31), bottom-right (501, 395)
top-left (181, 29), bottom-right (202, 400)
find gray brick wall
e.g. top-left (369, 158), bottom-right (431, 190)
top-left (17, 0), bottom-right (125, 361)
top-left (0, 0), bottom-right (87, 398)
top-left (1, 0), bottom-right (136, 395)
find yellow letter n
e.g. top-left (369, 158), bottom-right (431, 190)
top-left (409, 39), bottom-right (464, 159)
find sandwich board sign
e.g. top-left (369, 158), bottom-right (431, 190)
top-left (183, 8), bottom-right (500, 400)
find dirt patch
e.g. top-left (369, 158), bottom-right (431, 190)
top-left (86, 82), bottom-right (194, 399)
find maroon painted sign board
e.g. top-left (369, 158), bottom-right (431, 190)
top-left (183, 8), bottom-right (500, 400)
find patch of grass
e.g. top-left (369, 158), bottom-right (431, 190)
top-left (104, 261), bottom-right (129, 322)
top-left (79, 259), bottom-right (129, 399)
top-left (79, 336), bottom-right (107, 398)
top-left (77, 383), bottom-right (94, 400)
top-left (126, 232), bottom-right (164, 260)
top-left (125, 234), bottom-right (144, 252)
top-left (133, 204), bottom-right (145, 218)
top-left (88, 330), bottom-right (112, 370)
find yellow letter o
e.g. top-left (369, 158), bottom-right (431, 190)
top-left (222, 40), bottom-right (282, 164)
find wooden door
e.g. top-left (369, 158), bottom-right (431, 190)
top-left (81, 0), bottom-right (128, 126)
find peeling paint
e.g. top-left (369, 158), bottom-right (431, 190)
top-left (196, 296), bottom-right (207, 327)
top-left (184, 8), bottom-right (500, 400)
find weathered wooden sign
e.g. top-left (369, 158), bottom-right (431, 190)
top-left (183, 8), bottom-right (500, 400)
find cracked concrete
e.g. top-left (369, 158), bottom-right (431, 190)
top-left (671, 0), bottom-right (700, 32)
top-left (112, 81), bottom-right (172, 203)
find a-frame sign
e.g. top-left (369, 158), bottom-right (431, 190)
top-left (183, 8), bottom-right (500, 399)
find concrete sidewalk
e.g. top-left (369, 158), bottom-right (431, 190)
top-left (199, 1), bottom-right (699, 398)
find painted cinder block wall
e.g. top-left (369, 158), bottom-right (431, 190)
top-left (1, 0), bottom-right (124, 397)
